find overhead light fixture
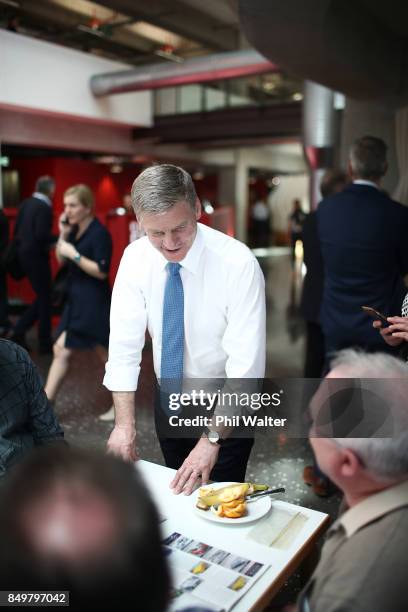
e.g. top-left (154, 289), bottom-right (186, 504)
top-left (155, 45), bottom-right (183, 63)
top-left (203, 201), bottom-right (214, 214)
top-left (94, 156), bottom-right (117, 164)
top-left (0, 156), bottom-right (10, 167)
top-left (272, 176), bottom-right (280, 186)
top-left (110, 164), bottom-right (123, 174)
top-left (292, 92), bottom-right (303, 101)
top-left (334, 92), bottom-right (346, 110)
top-left (78, 24), bottom-right (106, 38)
top-left (263, 82), bottom-right (276, 91)
top-left (193, 171), bottom-right (204, 181)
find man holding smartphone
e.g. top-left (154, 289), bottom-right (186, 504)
top-left (318, 136), bottom-right (408, 360)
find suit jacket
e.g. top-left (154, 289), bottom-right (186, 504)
top-left (15, 195), bottom-right (54, 261)
top-left (300, 211), bottom-right (324, 324)
top-left (317, 184), bottom-right (408, 350)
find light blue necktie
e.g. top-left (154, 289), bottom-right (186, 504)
top-left (160, 262), bottom-right (184, 384)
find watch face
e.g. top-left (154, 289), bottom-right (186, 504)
top-left (208, 431), bottom-right (220, 444)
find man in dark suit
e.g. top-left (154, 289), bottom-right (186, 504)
top-left (318, 136), bottom-right (408, 360)
top-left (301, 169), bottom-right (348, 379)
top-left (10, 176), bottom-right (56, 353)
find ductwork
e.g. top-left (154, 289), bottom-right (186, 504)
top-left (303, 81), bottom-right (336, 209)
top-left (239, 0), bottom-right (407, 103)
top-left (91, 50), bottom-right (276, 97)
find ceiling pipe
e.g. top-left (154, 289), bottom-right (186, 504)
top-left (90, 49), bottom-right (277, 97)
top-left (303, 81), bottom-right (336, 210)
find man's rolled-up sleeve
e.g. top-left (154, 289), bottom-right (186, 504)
top-left (103, 248), bottom-right (147, 391)
top-left (222, 257), bottom-right (266, 378)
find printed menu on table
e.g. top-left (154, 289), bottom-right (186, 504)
top-left (163, 531), bottom-right (269, 611)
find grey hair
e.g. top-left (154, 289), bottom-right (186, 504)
top-left (35, 176), bottom-right (55, 197)
top-left (131, 164), bottom-right (197, 217)
top-left (330, 349), bottom-right (408, 479)
top-left (349, 135), bottom-right (387, 180)
top-left (330, 349), bottom-right (408, 378)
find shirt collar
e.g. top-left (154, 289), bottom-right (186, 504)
top-left (33, 192), bottom-right (52, 206)
top-left (353, 180), bottom-right (380, 190)
top-left (332, 479), bottom-right (408, 538)
top-left (155, 223), bottom-right (205, 274)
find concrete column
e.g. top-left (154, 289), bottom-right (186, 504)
top-left (217, 156), bottom-right (249, 243)
top-left (234, 149), bottom-right (249, 243)
top-left (303, 81), bottom-right (337, 209)
top-left (340, 98), bottom-right (397, 194)
top-left (218, 167), bottom-right (236, 205)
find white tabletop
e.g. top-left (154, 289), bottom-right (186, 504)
top-left (137, 460), bottom-right (330, 612)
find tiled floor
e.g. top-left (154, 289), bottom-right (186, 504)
top-left (25, 248), bottom-right (340, 608)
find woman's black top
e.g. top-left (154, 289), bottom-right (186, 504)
top-left (56, 218), bottom-right (112, 349)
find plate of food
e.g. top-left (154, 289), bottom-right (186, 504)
top-left (194, 482), bottom-right (273, 525)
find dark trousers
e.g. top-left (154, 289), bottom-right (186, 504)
top-left (14, 256), bottom-right (52, 347)
top-left (0, 271), bottom-right (9, 329)
top-left (304, 321), bottom-right (325, 378)
top-left (154, 385), bottom-right (254, 482)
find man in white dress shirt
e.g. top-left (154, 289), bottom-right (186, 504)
top-left (104, 164), bottom-right (266, 495)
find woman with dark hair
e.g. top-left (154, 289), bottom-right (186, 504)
top-left (45, 184), bottom-right (112, 404)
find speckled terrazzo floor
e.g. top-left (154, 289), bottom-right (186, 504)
top-left (24, 249), bottom-right (340, 609)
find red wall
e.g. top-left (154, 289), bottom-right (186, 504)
top-left (6, 159), bottom-right (223, 304)
top-left (10, 158), bottom-right (138, 224)
top-left (194, 174), bottom-right (218, 204)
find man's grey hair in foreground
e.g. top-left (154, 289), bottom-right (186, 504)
top-left (349, 135), bottom-right (387, 180)
top-left (329, 349), bottom-right (408, 480)
top-left (131, 164), bottom-right (197, 217)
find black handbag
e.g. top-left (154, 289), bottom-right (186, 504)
top-left (52, 266), bottom-right (70, 310)
top-left (2, 238), bottom-right (25, 280)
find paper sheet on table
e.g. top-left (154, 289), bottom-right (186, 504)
top-left (247, 506), bottom-right (309, 549)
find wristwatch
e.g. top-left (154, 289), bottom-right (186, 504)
top-left (203, 427), bottom-right (226, 446)
top-left (73, 251), bottom-right (81, 264)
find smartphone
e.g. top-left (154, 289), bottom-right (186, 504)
top-left (61, 217), bottom-right (70, 226)
top-left (361, 306), bottom-right (390, 327)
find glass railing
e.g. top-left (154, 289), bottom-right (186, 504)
top-left (154, 72), bottom-right (303, 116)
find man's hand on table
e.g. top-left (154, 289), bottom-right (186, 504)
top-left (170, 437), bottom-right (219, 496)
top-left (107, 425), bottom-right (139, 462)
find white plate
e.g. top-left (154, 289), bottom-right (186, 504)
top-left (193, 482), bottom-right (272, 525)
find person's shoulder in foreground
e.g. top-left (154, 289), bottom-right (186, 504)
top-left (0, 339), bottom-right (65, 479)
top-left (0, 337), bottom-right (26, 362)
